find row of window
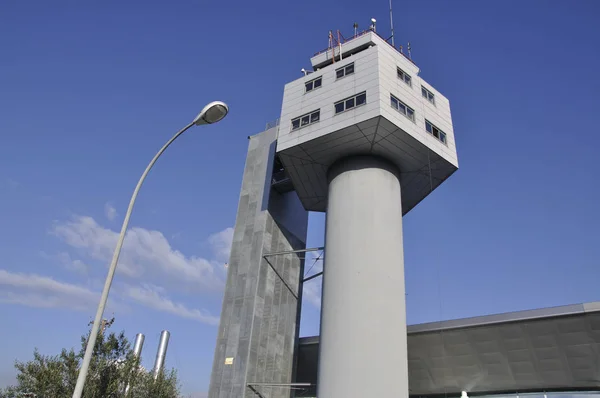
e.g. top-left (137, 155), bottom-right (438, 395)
top-left (397, 67), bottom-right (436, 105)
top-left (291, 91), bottom-right (447, 145)
top-left (390, 95), bottom-right (415, 122)
top-left (425, 120), bottom-right (447, 144)
top-left (291, 109), bottom-right (320, 130)
top-left (305, 76), bottom-right (322, 92)
top-left (306, 63), bottom-right (436, 109)
top-left (336, 63), bottom-right (354, 79)
top-left (390, 94), bottom-right (446, 144)
top-left (335, 92), bottom-right (366, 114)
top-left (291, 91), bottom-right (367, 131)
top-left (305, 62), bottom-right (355, 93)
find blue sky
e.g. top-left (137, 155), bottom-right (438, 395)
top-left (1, 0), bottom-right (600, 396)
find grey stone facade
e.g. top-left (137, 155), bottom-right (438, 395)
top-left (208, 127), bottom-right (309, 398)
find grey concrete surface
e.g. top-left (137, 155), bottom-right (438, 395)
top-left (208, 127), bottom-right (309, 398)
top-left (297, 302), bottom-right (600, 396)
top-left (318, 156), bottom-right (409, 398)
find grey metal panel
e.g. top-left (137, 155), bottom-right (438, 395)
top-left (277, 116), bottom-right (457, 213)
top-left (295, 303), bottom-right (600, 396)
top-left (208, 128), bottom-right (309, 398)
top-left (408, 304), bottom-right (590, 334)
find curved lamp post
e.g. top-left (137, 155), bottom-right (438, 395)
top-left (72, 101), bottom-right (229, 398)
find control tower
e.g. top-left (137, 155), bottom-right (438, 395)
top-left (209, 27), bottom-right (458, 398)
top-left (277, 29), bottom-right (457, 397)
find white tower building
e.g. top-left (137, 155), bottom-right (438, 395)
top-left (276, 30), bottom-right (458, 397)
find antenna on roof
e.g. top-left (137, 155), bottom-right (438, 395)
top-left (370, 18), bottom-right (377, 32)
top-left (389, 0), bottom-right (395, 47)
top-left (407, 41), bottom-right (412, 59)
top-left (353, 22), bottom-right (358, 37)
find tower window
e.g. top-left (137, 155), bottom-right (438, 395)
top-left (291, 110), bottom-right (320, 131)
top-left (305, 76), bottom-right (322, 93)
top-left (425, 120), bottom-right (447, 144)
top-left (421, 86), bottom-right (435, 105)
top-left (390, 95), bottom-right (415, 122)
top-left (334, 92), bottom-right (366, 114)
top-left (335, 63), bottom-right (355, 79)
top-left (397, 67), bottom-right (412, 86)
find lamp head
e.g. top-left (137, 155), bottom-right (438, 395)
top-left (193, 101), bottom-right (229, 126)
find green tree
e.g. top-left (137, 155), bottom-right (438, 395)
top-left (1, 318), bottom-right (181, 398)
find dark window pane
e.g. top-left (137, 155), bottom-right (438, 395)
top-left (432, 128), bottom-right (439, 139)
top-left (336, 69), bottom-right (344, 78)
top-left (311, 111), bottom-right (320, 123)
top-left (391, 96), bottom-right (398, 108)
top-left (440, 132), bottom-right (447, 143)
top-left (426, 122), bottom-right (432, 133)
top-left (345, 97), bottom-right (355, 109)
top-left (356, 93), bottom-right (366, 106)
top-left (407, 108), bottom-right (414, 116)
top-left (422, 87), bottom-right (427, 97)
top-left (292, 119), bottom-right (300, 130)
top-left (406, 75), bottom-right (412, 85)
top-left (301, 116), bottom-right (310, 126)
top-left (398, 103), bottom-right (406, 114)
top-left (345, 63), bottom-right (354, 74)
top-left (314, 78), bottom-right (322, 88)
top-left (305, 82), bottom-right (313, 92)
top-left (335, 102), bottom-right (344, 113)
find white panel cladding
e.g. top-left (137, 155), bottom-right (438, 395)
top-left (277, 33), bottom-right (457, 169)
top-left (276, 32), bottom-right (459, 213)
top-left (376, 38), bottom-right (458, 167)
top-left (278, 45), bottom-right (380, 151)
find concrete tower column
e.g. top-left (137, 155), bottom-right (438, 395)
top-left (318, 155), bottom-right (408, 398)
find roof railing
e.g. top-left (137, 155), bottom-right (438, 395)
top-left (312, 29), bottom-right (416, 66)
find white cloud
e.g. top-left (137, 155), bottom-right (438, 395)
top-left (104, 203), bottom-right (117, 221)
top-left (52, 216), bottom-right (224, 290)
top-left (208, 227), bottom-right (233, 263)
top-left (123, 284), bottom-right (219, 325)
top-left (56, 251), bottom-right (89, 274)
top-left (0, 269), bottom-right (216, 325)
top-left (302, 251), bottom-right (323, 308)
top-left (303, 280), bottom-right (322, 308)
top-left (30, 214), bottom-right (237, 321)
top-left (0, 269), bottom-right (98, 311)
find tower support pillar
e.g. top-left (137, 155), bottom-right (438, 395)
top-left (318, 155), bottom-right (409, 398)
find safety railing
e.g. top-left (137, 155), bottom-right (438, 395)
top-left (313, 29), bottom-right (416, 65)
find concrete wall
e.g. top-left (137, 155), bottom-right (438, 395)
top-left (319, 156), bottom-right (408, 398)
top-left (208, 127), bottom-right (309, 398)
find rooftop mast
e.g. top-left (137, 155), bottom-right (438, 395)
top-left (389, 0), bottom-right (395, 47)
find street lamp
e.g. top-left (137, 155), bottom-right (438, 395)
top-left (72, 101), bottom-right (229, 398)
